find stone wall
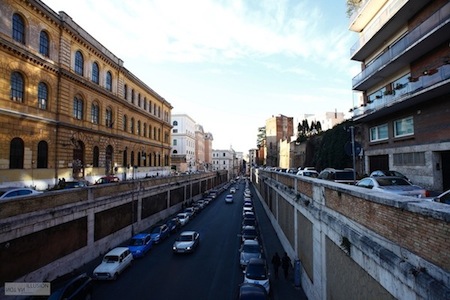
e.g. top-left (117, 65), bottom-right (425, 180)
top-left (253, 169), bottom-right (450, 300)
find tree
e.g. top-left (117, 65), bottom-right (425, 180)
top-left (346, 0), bottom-right (362, 17)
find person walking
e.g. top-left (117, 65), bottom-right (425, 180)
top-left (281, 252), bottom-right (291, 279)
top-left (271, 252), bottom-right (281, 279)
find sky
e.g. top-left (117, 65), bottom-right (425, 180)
top-left (42, 0), bottom-right (360, 153)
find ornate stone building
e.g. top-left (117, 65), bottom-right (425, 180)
top-left (0, 0), bottom-right (172, 189)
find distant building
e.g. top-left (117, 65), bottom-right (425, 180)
top-left (349, 0), bottom-right (450, 191)
top-left (265, 115), bottom-right (294, 167)
top-left (171, 114), bottom-right (213, 173)
top-left (212, 148), bottom-right (238, 180)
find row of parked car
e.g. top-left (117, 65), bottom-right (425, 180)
top-left (47, 186), bottom-right (228, 299)
top-left (268, 166), bottom-right (449, 203)
top-left (236, 182), bottom-right (271, 299)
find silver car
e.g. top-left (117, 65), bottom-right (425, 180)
top-left (355, 176), bottom-right (428, 198)
top-left (173, 231), bottom-right (200, 253)
top-left (239, 239), bottom-right (262, 268)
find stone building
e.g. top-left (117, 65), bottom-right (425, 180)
top-left (349, 0), bottom-right (450, 191)
top-left (0, 0), bottom-right (172, 189)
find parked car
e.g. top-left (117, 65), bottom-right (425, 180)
top-left (127, 233), bottom-right (153, 258)
top-left (172, 231), bottom-right (200, 253)
top-left (62, 180), bottom-right (89, 189)
top-left (92, 247), bottom-right (133, 280)
top-left (0, 187), bottom-right (42, 200)
top-left (230, 187), bottom-right (236, 194)
top-left (150, 224), bottom-right (170, 243)
top-left (176, 212), bottom-right (190, 226)
top-left (237, 283), bottom-right (269, 300)
top-left (370, 170), bottom-right (410, 182)
top-left (166, 218), bottom-right (181, 233)
top-left (241, 226), bottom-right (258, 243)
top-left (239, 239), bottom-right (262, 268)
top-left (48, 273), bottom-right (93, 300)
top-left (243, 258), bottom-right (270, 294)
top-left (242, 218), bottom-right (257, 228)
top-left (225, 194), bottom-right (234, 203)
top-left (209, 190), bottom-right (218, 199)
top-left (184, 207), bottom-right (196, 218)
top-left (355, 177), bottom-right (429, 198)
top-left (318, 168), bottom-right (355, 184)
top-left (296, 170), bottom-right (319, 178)
top-left (94, 175), bottom-right (120, 185)
top-left (427, 189), bottom-right (450, 204)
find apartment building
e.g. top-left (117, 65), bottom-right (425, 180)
top-left (349, 0), bottom-right (450, 191)
top-left (0, 0), bottom-right (172, 189)
top-left (212, 149), bottom-right (239, 180)
top-left (171, 114), bottom-right (213, 172)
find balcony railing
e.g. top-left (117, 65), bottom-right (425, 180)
top-left (352, 2), bottom-right (450, 89)
top-left (352, 64), bottom-right (450, 118)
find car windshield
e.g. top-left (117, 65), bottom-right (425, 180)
top-left (177, 235), bottom-right (193, 241)
top-left (243, 229), bottom-right (257, 236)
top-left (104, 255), bottom-right (118, 263)
top-left (131, 239), bottom-right (143, 246)
top-left (151, 228), bottom-right (161, 234)
top-left (377, 178), bottom-right (410, 186)
top-left (243, 244), bottom-right (260, 253)
top-left (246, 263), bottom-right (267, 280)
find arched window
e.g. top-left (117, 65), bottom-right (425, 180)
top-left (37, 141), bottom-right (48, 168)
top-left (39, 31), bottom-right (49, 57)
top-left (38, 82), bottom-right (48, 109)
top-left (143, 123), bottom-right (147, 137)
top-left (130, 151), bottom-right (135, 167)
top-left (144, 98), bottom-right (147, 110)
top-left (11, 72), bottom-right (24, 102)
top-left (10, 138), bottom-right (24, 169)
top-left (123, 149), bottom-right (128, 167)
top-left (12, 14), bottom-right (25, 44)
top-left (149, 125), bottom-right (153, 139)
top-left (173, 121), bottom-right (178, 126)
top-left (93, 146), bottom-right (99, 167)
top-left (138, 93), bottom-right (141, 107)
top-left (74, 51), bottom-right (84, 75)
top-left (105, 107), bottom-right (113, 128)
top-left (73, 96), bottom-right (83, 120)
top-left (130, 117), bottom-right (135, 134)
top-left (123, 115), bottom-right (127, 131)
top-left (92, 62), bottom-right (99, 84)
top-left (91, 103), bottom-right (99, 124)
top-left (106, 71), bottom-right (112, 91)
top-left (105, 145), bottom-right (113, 175)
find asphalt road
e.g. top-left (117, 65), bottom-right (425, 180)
top-left (91, 182), bottom-right (248, 300)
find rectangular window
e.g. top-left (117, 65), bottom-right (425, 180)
top-left (393, 152), bottom-right (425, 166)
top-left (369, 124), bottom-right (388, 142)
top-left (394, 116), bottom-right (414, 137)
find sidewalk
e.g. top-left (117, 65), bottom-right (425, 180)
top-left (251, 184), bottom-right (308, 300)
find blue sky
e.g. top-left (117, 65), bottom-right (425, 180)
top-left (43, 0), bottom-right (360, 153)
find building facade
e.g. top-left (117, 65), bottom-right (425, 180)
top-left (350, 0), bottom-right (450, 191)
top-left (212, 148), bottom-right (238, 180)
top-left (0, 0), bottom-right (172, 189)
top-left (265, 114), bottom-right (294, 167)
top-left (171, 114), bottom-right (196, 172)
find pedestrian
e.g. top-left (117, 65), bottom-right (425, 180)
top-left (281, 252), bottom-right (290, 279)
top-left (271, 252), bottom-right (281, 279)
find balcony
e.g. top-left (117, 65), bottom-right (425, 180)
top-left (352, 2), bottom-right (450, 91)
top-left (352, 64), bottom-right (450, 121)
top-left (350, 0), bottom-right (428, 61)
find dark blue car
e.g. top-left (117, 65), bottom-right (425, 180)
top-left (128, 233), bottom-right (153, 258)
top-left (150, 224), bottom-right (169, 244)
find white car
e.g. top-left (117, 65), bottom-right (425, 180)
top-left (173, 231), bottom-right (200, 253)
top-left (177, 212), bottom-right (190, 226)
top-left (230, 187), bottom-right (236, 194)
top-left (0, 187), bottom-right (42, 200)
top-left (93, 247), bottom-right (133, 280)
top-left (225, 194), bottom-right (234, 203)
